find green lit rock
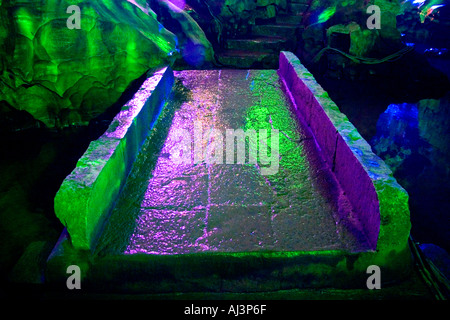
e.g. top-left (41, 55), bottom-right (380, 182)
top-left (417, 93), bottom-right (450, 157)
top-left (300, 0), bottom-right (404, 77)
top-left (54, 67), bottom-right (174, 251)
top-left (54, 137), bottom-right (123, 250)
top-left (349, 28), bottom-right (378, 57)
top-left (219, 0), bottom-right (287, 22)
top-left (0, 0), bottom-right (176, 128)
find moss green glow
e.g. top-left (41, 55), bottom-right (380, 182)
top-left (1, 0), bottom-right (177, 128)
top-left (243, 72), bottom-right (309, 173)
top-left (15, 7), bottom-right (35, 40)
top-left (318, 6), bottom-right (336, 24)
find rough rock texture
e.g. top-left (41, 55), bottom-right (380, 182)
top-left (300, 0), bottom-right (405, 78)
top-left (149, 0), bottom-right (215, 68)
top-left (397, 0), bottom-right (450, 47)
top-left (0, 0), bottom-right (177, 129)
top-left (371, 93), bottom-right (450, 252)
top-left (218, 0), bottom-right (288, 29)
top-left (305, 0), bottom-right (402, 42)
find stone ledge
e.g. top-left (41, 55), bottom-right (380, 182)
top-left (53, 67), bottom-right (174, 251)
top-left (278, 51), bottom-right (411, 263)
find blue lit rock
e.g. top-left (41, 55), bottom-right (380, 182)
top-left (151, 0), bottom-right (215, 68)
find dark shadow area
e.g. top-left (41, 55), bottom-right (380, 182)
top-left (306, 50), bottom-right (450, 255)
top-left (0, 71), bottom-right (150, 286)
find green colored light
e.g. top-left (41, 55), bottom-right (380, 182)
top-left (14, 7), bottom-right (35, 40)
top-left (318, 6), bottom-right (336, 24)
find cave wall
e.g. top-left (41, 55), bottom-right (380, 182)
top-left (185, 0), bottom-right (406, 79)
top-left (397, 0), bottom-right (450, 48)
top-left (186, 0), bottom-right (289, 42)
top-left (0, 0), bottom-right (177, 129)
top-left (371, 93), bottom-right (450, 251)
top-left (149, 0), bottom-right (215, 68)
top-left (300, 0), bottom-right (404, 69)
top-left (0, 0), bottom-right (437, 129)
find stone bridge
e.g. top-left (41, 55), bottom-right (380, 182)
top-left (46, 52), bottom-right (412, 293)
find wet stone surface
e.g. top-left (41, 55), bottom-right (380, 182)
top-left (95, 70), bottom-right (370, 256)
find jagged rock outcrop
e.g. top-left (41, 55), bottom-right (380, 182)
top-left (300, 0), bottom-right (405, 78)
top-left (0, 0), bottom-right (177, 129)
top-left (149, 0), bottom-right (215, 68)
top-left (397, 0), bottom-right (450, 47)
top-left (371, 93), bottom-right (450, 250)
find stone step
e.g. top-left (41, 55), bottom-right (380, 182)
top-left (288, 2), bottom-right (310, 14)
top-left (216, 50), bottom-right (279, 69)
top-left (225, 36), bottom-right (293, 53)
top-left (276, 14), bottom-right (305, 25)
top-left (251, 24), bottom-right (300, 38)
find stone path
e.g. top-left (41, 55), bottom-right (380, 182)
top-left (94, 69), bottom-right (369, 257)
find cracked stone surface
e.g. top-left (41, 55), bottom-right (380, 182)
top-left (95, 69), bottom-right (370, 257)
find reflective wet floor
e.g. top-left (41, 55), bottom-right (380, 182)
top-left (95, 70), bottom-right (370, 256)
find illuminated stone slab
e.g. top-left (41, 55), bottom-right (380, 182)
top-left (53, 67), bottom-right (174, 251)
top-left (278, 51), bottom-right (411, 263)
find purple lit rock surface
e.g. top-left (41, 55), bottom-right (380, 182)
top-left (278, 51), bottom-right (411, 254)
top-left (94, 69), bottom-right (370, 257)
